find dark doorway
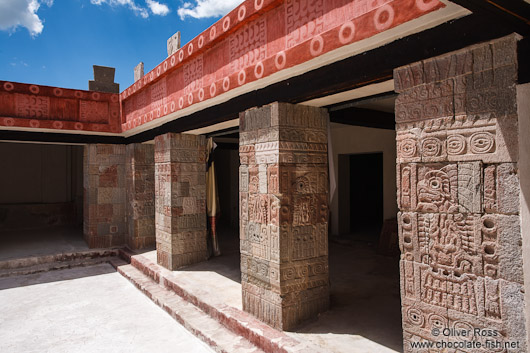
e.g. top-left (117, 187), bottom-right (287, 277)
top-left (348, 153), bottom-right (383, 240)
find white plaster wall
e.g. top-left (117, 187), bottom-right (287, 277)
top-left (330, 123), bottom-right (397, 236)
top-left (517, 83), bottom-right (530, 349)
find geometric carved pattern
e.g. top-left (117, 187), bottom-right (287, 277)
top-left (285, 0), bottom-right (324, 49)
top-left (240, 102), bottom-right (329, 330)
top-left (229, 19), bottom-right (266, 73)
top-left (395, 35), bottom-right (526, 352)
top-left (154, 133), bottom-right (208, 270)
top-left (120, 0), bottom-right (445, 133)
top-left (83, 144), bottom-right (127, 248)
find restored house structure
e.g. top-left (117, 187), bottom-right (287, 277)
top-left (1, 0), bottom-right (529, 351)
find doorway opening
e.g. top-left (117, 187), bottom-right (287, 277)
top-left (347, 152), bottom-right (384, 241)
top-left (0, 142), bottom-right (85, 262)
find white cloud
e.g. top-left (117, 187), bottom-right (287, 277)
top-left (177, 0), bottom-right (241, 20)
top-left (91, 0), bottom-right (170, 18)
top-left (0, 0), bottom-right (54, 36)
top-left (90, 0), bottom-right (149, 18)
top-left (146, 0), bottom-right (169, 16)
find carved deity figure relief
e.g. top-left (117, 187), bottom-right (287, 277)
top-left (417, 165), bottom-right (458, 213)
top-left (421, 268), bottom-right (478, 315)
top-left (293, 196), bottom-right (314, 226)
top-left (485, 279), bottom-right (501, 320)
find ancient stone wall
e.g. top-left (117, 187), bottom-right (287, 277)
top-left (154, 133), bottom-right (208, 270)
top-left (126, 144), bottom-right (155, 249)
top-left (394, 35), bottom-right (527, 352)
top-left (239, 102), bottom-right (329, 331)
top-left (83, 144), bottom-right (127, 248)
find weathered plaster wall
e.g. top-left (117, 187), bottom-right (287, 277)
top-left (330, 124), bottom-right (397, 235)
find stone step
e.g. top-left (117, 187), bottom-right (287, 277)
top-left (127, 253), bottom-right (324, 353)
top-left (117, 263), bottom-right (265, 353)
top-left (0, 249), bottom-right (122, 278)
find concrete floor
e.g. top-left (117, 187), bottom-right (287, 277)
top-left (0, 263), bottom-right (214, 353)
top-left (0, 226), bottom-right (88, 261)
top-left (0, 227), bottom-right (403, 353)
top-left (142, 230), bottom-right (403, 353)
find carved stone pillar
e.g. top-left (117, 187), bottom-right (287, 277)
top-left (154, 133), bottom-right (208, 270)
top-left (394, 34), bottom-right (527, 351)
top-left (239, 102), bottom-right (329, 331)
top-left (126, 144), bottom-right (155, 249)
top-left (83, 144), bottom-right (126, 248)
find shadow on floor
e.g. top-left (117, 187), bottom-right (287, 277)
top-left (0, 225), bottom-right (87, 262)
top-left (0, 262), bottom-right (117, 290)
top-left (181, 227), bottom-right (403, 352)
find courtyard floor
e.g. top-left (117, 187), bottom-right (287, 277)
top-left (0, 263), bottom-right (214, 353)
top-left (0, 227), bottom-right (403, 353)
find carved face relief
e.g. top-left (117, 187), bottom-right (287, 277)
top-left (417, 169), bottom-right (457, 212)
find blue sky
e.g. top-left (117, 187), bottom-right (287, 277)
top-left (0, 0), bottom-right (241, 91)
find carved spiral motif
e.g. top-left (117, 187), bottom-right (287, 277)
top-left (399, 139), bottom-right (417, 158)
top-left (275, 51), bottom-right (286, 70)
top-left (447, 134), bottom-right (466, 155)
top-left (374, 4), bottom-right (394, 31)
top-left (428, 314), bottom-right (447, 329)
top-left (238, 5), bottom-right (246, 21)
top-left (339, 21), bottom-right (355, 44)
top-left (453, 321), bottom-right (474, 342)
top-left (238, 70), bottom-right (246, 85)
top-left (421, 137), bottom-right (442, 157)
top-left (223, 16), bottom-right (231, 32)
top-left (470, 132), bottom-right (495, 154)
top-left (310, 36), bottom-right (324, 57)
top-left (254, 61), bottom-right (264, 79)
top-left (3, 82), bottom-right (14, 91)
top-left (416, 0), bottom-right (439, 11)
top-left (223, 77), bottom-right (230, 91)
top-left (407, 307), bottom-right (425, 327)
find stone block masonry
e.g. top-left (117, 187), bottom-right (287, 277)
top-left (240, 102), bottom-right (329, 331)
top-left (126, 144), bottom-right (155, 250)
top-left (394, 34), bottom-right (527, 352)
top-left (84, 144), bottom-right (127, 248)
top-left (154, 133), bottom-right (208, 270)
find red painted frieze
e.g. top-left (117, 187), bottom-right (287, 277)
top-left (120, 0), bottom-right (444, 132)
top-left (0, 0), bottom-right (444, 134)
top-left (0, 81), bottom-right (121, 133)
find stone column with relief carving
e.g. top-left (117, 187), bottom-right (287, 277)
top-left (394, 34), bottom-right (527, 352)
top-left (239, 102), bottom-right (329, 331)
top-left (154, 133), bottom-right (208, 270)
top-left (126, 143), bottom-right (155, 249)
top-left (83, 144), bottom-right (126, 248)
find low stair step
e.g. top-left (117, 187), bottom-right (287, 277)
top-left (118, 263), bottom-right (265, 353)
